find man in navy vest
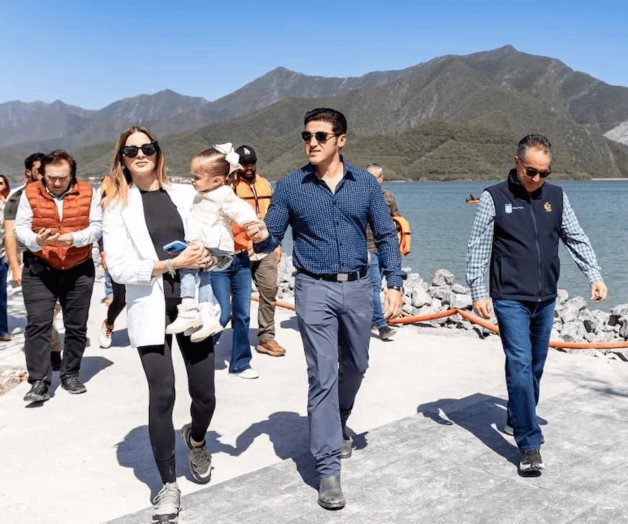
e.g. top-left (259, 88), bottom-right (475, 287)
top-left (466, 134), bottom-right (607, 475)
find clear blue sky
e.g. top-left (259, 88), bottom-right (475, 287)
top-left (1, 0), bottom-right (626, 109)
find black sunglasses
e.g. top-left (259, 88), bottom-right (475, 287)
top-left (519, 161), bottom-right (551, 178)
top-left (301, 131), bottom-right (339, 143)
top-left (120, 142), bottom-right (159, 158)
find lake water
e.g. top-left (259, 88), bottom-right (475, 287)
top-left (280, 180), bottom-right (627, 309)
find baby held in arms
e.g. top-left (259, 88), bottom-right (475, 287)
top-left (166, 143), bottom-right (259, 341)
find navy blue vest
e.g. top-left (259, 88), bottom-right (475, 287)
top-left (486, 170), bottom-right (563, 302)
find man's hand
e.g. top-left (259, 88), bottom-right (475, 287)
top-left (35, 228), bottom-right (59, 246)
top-left (473, 298), bottom-right (493, 319)
top-left (244, 221), bottom-right (269, 243)
top-left (590, 281), bottom-right (608, 304)
top-left (274, 246), bottom-right (282, 263)
top-left (9, 265), bottom-right (22, 287)
top-left (383, 288), bottom-right (403, 320)
top-left (48, 233), bottom-right (74, 247)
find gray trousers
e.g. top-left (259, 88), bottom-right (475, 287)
top-left (295, 273), bottom-right (373, 478)
top-left (251, 253), bottom-right (278, 343)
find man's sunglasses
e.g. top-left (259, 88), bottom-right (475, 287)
top-left (519, 161), bottom-right (551, 178)
top-left (301, 131), bottom-right (338, 143)
top-left (120, 142), bottom-right (159, 158)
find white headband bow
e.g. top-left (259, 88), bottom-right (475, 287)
top-left (213, 142), bottom-right (241, 174)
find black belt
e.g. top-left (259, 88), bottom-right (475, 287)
top-left (298, 266), bottom-right (367, 282)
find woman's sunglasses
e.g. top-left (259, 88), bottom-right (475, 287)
top-left (301, 131), bottom-right (338, 143)
top-left (120, 142), bottom-right (159, 158)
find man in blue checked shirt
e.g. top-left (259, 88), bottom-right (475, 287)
top-left (466, 133), bottom-right (607, 476)
top-left (246, 107), bottom-right (404, 510)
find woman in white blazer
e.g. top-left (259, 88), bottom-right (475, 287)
top-left (103, 125), bottom-right (216, 522)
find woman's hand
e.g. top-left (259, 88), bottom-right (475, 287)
top-left (171, 244), bottom-right (213, 270)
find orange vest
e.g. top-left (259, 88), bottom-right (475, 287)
top-left (26, 180), bottom-right (94, 270)
top-left (232, 175), bottom-right (273, 252)
top-left (392, 215), bottom-right (412, 256)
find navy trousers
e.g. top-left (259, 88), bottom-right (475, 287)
top-left (295, 273), bottom-right (373, 478)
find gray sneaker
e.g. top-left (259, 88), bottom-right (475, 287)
top-left (181, 423), bottom-right (212, 484)
top-left (152, 482), bottom-right (180, 524)
top-left (340, 437), bottom-right (352, 459)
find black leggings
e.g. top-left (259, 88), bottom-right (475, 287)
top-left (137, 298), bottom-right (216, 484)
top-left (106, 280), bottom-right (126, 327)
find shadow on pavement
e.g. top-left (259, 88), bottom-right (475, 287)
top-left (47, 355), bottom-right (114, 396)
top-left (232, 410), bottom-right (318, 488)
top-left (417, 392), bottom-right (520, 466)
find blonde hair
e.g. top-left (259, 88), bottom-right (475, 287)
top-left (103, 125), bottom-right (168, 206)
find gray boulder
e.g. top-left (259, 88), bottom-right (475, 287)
top-left (556, 288), bottom-right (569, 305)
top-left (619, 317), bottom-right (628, 340)
top-left (451, 283), bottom-right (470, 295)
top-left (560, 296), bottom-right (587, 323)
top-left (431, 269), bottom-right (455, 287)
top-left (609, 304), bottom-right (628, 326)
top-left (452, 293), bottom-right (473, 310)
top-left (411, 286), bottom-right (432, 308)
top-left (560, 320), bottom-right (587, 343)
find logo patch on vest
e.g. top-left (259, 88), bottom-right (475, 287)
top-left (544, 201), bottom-right (552, 213)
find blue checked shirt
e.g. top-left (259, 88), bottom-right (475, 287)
top-left (254, 160), bottom-right (405, 288)
top-left (466, 190), bottom-right (603, 301)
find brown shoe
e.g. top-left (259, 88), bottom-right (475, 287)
top-left (256, 340), bottom-right (286, 357)
top-left (0, 333), bottom-right (11, 342)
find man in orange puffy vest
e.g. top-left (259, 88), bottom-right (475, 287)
top-left (15, 150), bottom-right (102, 403)
top-left (232, 145), bottom-right (286, 357)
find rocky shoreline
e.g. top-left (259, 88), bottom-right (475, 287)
top-left (274, 257), bottom-right (628, 357)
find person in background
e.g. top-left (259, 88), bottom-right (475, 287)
top-left (0, 174), bottom-right (11, 342)
top-left (466, 133), bottom-right (607, 475)
top-left (103, 125), bottom-right (217, 524)
top-left (365, 163), bottom-right (400, 341)
top-left (3, 153), bottom-right (63, 364)
top-left (98, 175), bottom-right (126, 349)
top-left (232, 144), bottom-right (286, 357)
top-left (16, 150), bottom-right (102, 402)
top-left (246, 108), bottom-right (404, 510)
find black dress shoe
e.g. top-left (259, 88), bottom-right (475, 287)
top-left (318, 474), bottom-right (345, 510)
top-left (23, 380), bottom-right (50, 402)
top-left (61, 375), bottom-right (87, 394)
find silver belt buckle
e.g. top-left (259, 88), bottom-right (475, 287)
top-left (337, 273), bottom-right (349, 282)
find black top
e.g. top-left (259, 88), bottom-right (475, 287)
top-left (140, 188), bottom-right (185, 299)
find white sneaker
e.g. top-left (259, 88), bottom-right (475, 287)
top-left (166, 303), bottom-right (201, 334)
top-left (99, 321), bottom-right (113, 349)
top-left (152, 482), bottom-right (180, 523)
top-left (231, 368), bottom-right (259, 379)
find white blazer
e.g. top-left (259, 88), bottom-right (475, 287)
top-left (103, 184), bottom-right (193, 347)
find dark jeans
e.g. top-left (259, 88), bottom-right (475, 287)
top-left (493, 298), bottom-right (555, 452)
top-left (210, 252), bottom-right (252, 373)
top-left (295, 273), bottom-right (373, 477)
top-left (137, 298), bottom-right (216, 484)
top-left (0, 259), bottom-right (8, 335)
top-left (22, 256), bottom-right (95, 385)
top-left (106, 280), bottom-right (126, 327)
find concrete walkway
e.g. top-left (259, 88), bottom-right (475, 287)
top-left (2, 279), bottom-right (628, 523)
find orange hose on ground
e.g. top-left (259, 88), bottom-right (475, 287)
top-left (252, 294), bottom-right (628, 350)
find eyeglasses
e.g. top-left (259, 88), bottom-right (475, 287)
top-left (519, 160), bottom-right (551, 178)
top-left (120, 142), bottom-right (159, 158)
top-left (301, 131), bottom-right (338, 143)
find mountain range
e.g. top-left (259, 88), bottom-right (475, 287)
top-left (1, 45), bottom-right (627, 181)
